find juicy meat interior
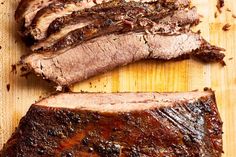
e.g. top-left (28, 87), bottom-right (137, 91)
top-left (23, 32), bottom-right (225, 86)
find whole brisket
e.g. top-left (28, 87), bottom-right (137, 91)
top-left (0, 90), bottom-right (223, 156)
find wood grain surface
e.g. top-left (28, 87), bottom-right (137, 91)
top-left (0, 0), bottom-right (235, 156)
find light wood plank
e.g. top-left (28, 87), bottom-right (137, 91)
top-left (0, 0), bottom-right (235, 156)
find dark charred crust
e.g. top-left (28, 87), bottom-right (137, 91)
top-left (19, 0), bottom-right (84, 41)
top-left (93, 141), bottom-right (121, 156)
top-left (45, 19), bottom-right (132, 52)
top-left (37, 7), bottom-right (199, 52)
top-left (23, 1), bottom-right (71, 39)
top-left (47, 13), bottom-right (96, 36)
top-left (33, 0), bottom-right (78, 24)
top-left (35, 4), bottom-right (187, 51)
top-left (46, 1), bottom-right (169, 36)
top-left (192, 44), bottom-right (225, 63)
top-left (15, 0), bottom-right (57, 28)
top-left (46, 0), bottom-right (193, 37)
top-left (21, 35), bottom-right (37, 46)
top-left (19, 0), bottom-right (190, 42)
top-left (15, 0), bottom-right (36, 21)
top-left (0, 92), bottom-right (223, 156)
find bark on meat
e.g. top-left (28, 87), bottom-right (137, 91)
top-left (0, 91), bottom-right (223, 156)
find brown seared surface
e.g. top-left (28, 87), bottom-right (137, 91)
top-left (31, 20), bottom-right (94, 52)
top-left (47, 9), bottom-right (198, 52)
top-left (46, 0), bottom-right (190, 36)
top-left (23, 32), bottom-right (225, 86)
top-left (31, 1), bottom-right (172, 51)
top-left (24, 0), bottom-right (105, 40)
top-left (31, 5), bottom-right (199, 52)
top-left (18, 0), bottom-right (190, 41)
top-left (0, 91), bottom-right (223, 156)
top-left (15, 0), bottom-right (55, 26)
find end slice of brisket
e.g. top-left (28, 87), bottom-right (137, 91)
top-left (15, 0), bottom-right (55, 27)
top-left (0, 90), bottom-right (223, 156)
top-left (23, 0), bottom-right (104, 40)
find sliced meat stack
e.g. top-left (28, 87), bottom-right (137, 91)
top-left (0, 90), bottom-right (223, 156)
top-left (15, 0), bottom-right (225, 86)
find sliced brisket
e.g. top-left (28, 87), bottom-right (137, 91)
top-left (23, 0), bottom-right (109, 40)
top-left (31, 20), bottom-right (94, 52)
top-left (0, 90), bottom-right (223, 156)
top-left (15, 0), bottom-right (225, 87)
top-left (21, 0), bottom-right (190, 41)
top-left (31, 1), bottom-right (169, 51)
top-left (22, 32), bottom-right (224, 86)
top-left (47, 0), bottom-right (190, 36)
top-left (46, 1), bottom-right (169, 36)
top-left (32, 5), bottom-right (199, 52)
top-left (15, 0), bottom-right (111, 28)
top-left (15, 0), bottom-right (55, 27)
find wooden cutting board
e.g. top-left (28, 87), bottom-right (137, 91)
top-left (0, 0), bottom-right (235, 156)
